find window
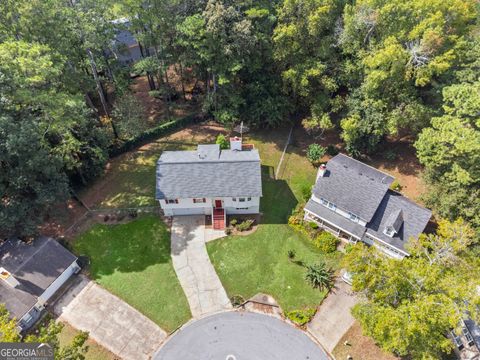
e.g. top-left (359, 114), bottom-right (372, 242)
top-left (321, 198), bottom-right (328, 206)
top-left (236, 207), bottom-right (249, 210)
top-left (247, 197), bottom-right (252, 201)
top-left (327, 202), bottom-right (336, 210)
top-left (232, 198), bottom-right (237, 202)
top-left (166, 199), bottom-right (179, 204)
top-left (193, 198), bottom-right (206, 203)
top-left (384, 227), bottom-right (395, 237)
top-left (348, 212), bottom-right (359, 222)
top-left (239, 198), bottom-right (246, 202)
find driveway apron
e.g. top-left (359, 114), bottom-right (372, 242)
top-left (53, 275), bottom-right (167, 360)
top-left (307, 278), bottom-right (358, 352)
top-left (170, 216), bottom-right (232, 318)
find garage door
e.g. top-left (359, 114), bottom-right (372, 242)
top-left (171, 208), bottom-right (205, 216)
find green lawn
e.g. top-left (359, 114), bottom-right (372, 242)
top-left (207, 128), bottom-right (342, 311)
top-left (73, 216), bottom-right (191, 332)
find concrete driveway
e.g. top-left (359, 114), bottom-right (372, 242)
top-left (154, 311), bottom-right (329, 360)
top-left (53, 275), bottom-right (167, 360)
top-left (307, 278), bottom-right (358, 352)
top-left (170, 216), bottom-right (231, 318)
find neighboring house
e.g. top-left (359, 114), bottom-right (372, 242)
top-left (0, 237), bottom-right (80, 331)
top-left (156, 137), bottom-right (262, 229)
top-left (451, 318), bottom-right (480, 359)
top-left (304, 154), bottom-right (431, 259)
top-left (111, 18), bottom-right (143, 65)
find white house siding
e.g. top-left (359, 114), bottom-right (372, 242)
top-left (38, 261), bottom-right (81, 304)
top-left (160, 197), bottom-right (260, 216)
top-left (363, 234), bottom-right (407, 259)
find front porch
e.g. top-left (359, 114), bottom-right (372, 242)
top-left (305, 212), bottom-right (358, 243)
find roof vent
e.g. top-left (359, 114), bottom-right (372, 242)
top-left (0, 267), bottom-right (20, 288)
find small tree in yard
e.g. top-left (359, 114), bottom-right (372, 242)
top-left (305, 262), bottom-right (334, 291)
top-left (306, 144), bottom-right (326, 164)
top-left (216, 134), bottom-right (229, 149)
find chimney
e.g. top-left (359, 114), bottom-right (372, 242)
top-left (230, 136), bottom-right (242, 151)
top-left (317, 164), bottom-right (327, 179)
top-left (0, 267), bottom-right (20, 288)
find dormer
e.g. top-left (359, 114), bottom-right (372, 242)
top-left (383, 209), bottom-right (403, 237)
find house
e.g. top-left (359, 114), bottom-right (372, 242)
top-left (0, 237), bottom-right (81, 331)
top-left (304, 154), bottom-right (431, 259)
top-left (156, 137), bottom-right (262, 229)
top-left (111, 18), bottom-right (143, 65)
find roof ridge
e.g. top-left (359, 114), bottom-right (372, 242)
top-left (8, 238), bottom-right (52, 274)
top-left (334, 153), bottom-right (395, 179)
top-left (386, 190), bottom-right (431, 211)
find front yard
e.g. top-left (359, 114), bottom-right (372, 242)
top-left (207, 128), bottom-right (342, 312)
top-left (73, 216), bottom-right (191, 332)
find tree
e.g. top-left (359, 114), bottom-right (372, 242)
top-left (215, 134), bottom-right (229, 149)
top-left (305, 262), bottom-right (334, 290)
top-left (306, 144), bottom-right (326, 164)
top-left (338, 0), bottom-right (477, 154)
top-left (0, 115), bottom-right (70, 238)
top-left (0, 305), bottom-right (89, 359)
top-left (343, 219), bottom-right (480, 358)
top-left (112, 94), bottom-right (148, 140)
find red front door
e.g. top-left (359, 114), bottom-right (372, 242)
top-left (215, 200), bottom-right (222, 208)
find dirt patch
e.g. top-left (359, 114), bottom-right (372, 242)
top-left (39, 199), bottom-right (87, 238)
top-left (333, 321), bottom-right (399, 360)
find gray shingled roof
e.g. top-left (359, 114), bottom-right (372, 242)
top-left (312, 154), bottom-right (394, 222)
top-left (305, 199), bottom-right (366, 238)
top-left (366, 191), bottom-right (432, 252)
top-left (0, 237), bottom-right (77, 319)
top-left (156, 145), bottom-right (262, 199)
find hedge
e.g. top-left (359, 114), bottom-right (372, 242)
top-left (108, 113), bottom-right (207, 157)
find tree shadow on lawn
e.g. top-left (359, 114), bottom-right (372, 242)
top-left (260, 165), bottom-right (298, 224)
top-left (74, 216), bottom-right (172, 277)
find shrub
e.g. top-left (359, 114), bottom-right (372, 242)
top-left (306, 144), bottom-right (326, 164)
top-left (225, 227), bottom-right (232, 235)
top-left (301, 184), bottom-right (312, 201)
top-left (390, 179), bottom-right (402, 191)
top-left (305, 262), bottom-right (334, 290)
top-left (287, 249), bottom-right (296, 260)
top-left (326, 144), bottom-right (339, 156)
top-left (286, 308), bottom-right (316, 326)
top-left (236, 219), bottom-right (254, 232)
top-left (344, 243), bottom-right (354, 254)
top-left (230, 295), bottom-right (245, 306)
top-left (229, 219), bottom-right (238, 227)
top-left (308, 221), bottom-right (319, 230)
top-left (313, 231), bottom-right (339, 253)
top-left (216, 134), bottom-right (229, 149)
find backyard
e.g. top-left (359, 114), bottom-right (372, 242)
top-left (73, 215), bottom-right (191, 332)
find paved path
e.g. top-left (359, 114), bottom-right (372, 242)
top-left (170, 216), bottom-right (231, 318)
top-left (307, 278), bottom-right (358, 352)
top-left (154, 311), bottom-right (329, 360)
top-left (53, 275), bottom-right (167, 360)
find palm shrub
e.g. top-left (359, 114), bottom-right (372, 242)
top-left (305, 262), bottom-right (334, 291)
top-left (306, 144), bottom-right (326, 164)
top-left (216, 134), bottom-right (229, 149)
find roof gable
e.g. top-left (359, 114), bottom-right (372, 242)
top-left (312, 154), bottom-right (394, 221)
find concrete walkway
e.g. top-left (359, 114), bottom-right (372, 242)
top-left (170, 216), bottom-right (232, 318)
top-left (53, 275), bottom-right (167, 360)
top-left (307, 278), bottom-right (358, 352)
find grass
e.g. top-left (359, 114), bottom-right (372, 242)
top-left (58, 322), bottom-right (115, 360)
top-left (207, 128), bottom-right (342, 311)
top-left (73, 216), bottom-right (191, 332)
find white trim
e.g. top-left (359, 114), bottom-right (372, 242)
top-left (304, 210), bottom-right (362, 240)
top-left (364, 232), bottom-right (409, 256)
